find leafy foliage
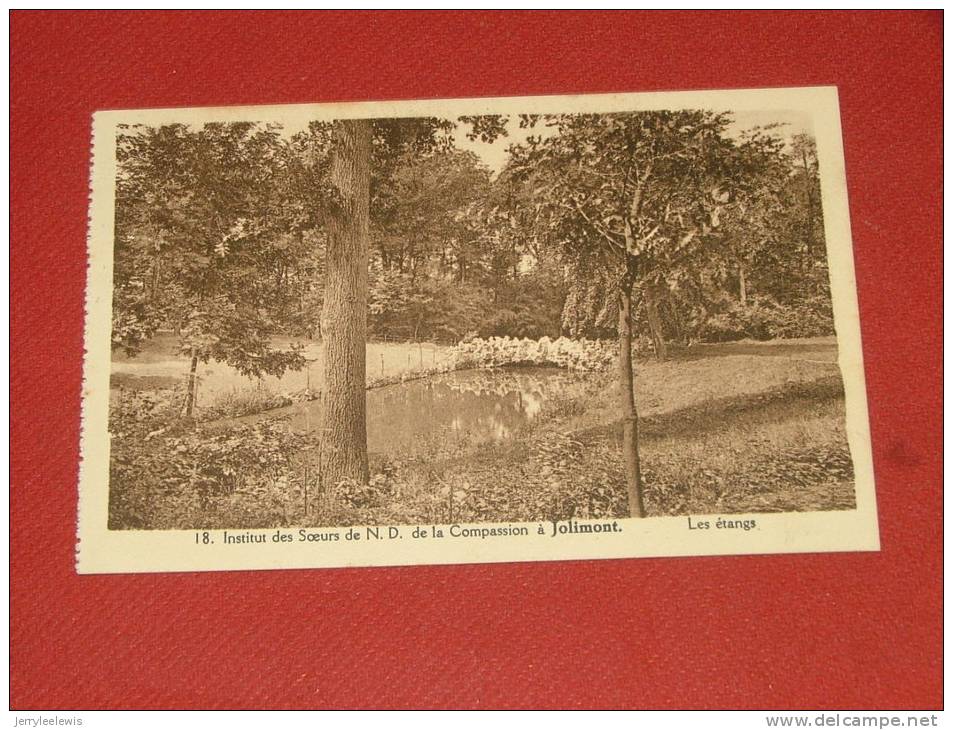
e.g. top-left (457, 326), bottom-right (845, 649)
top-left (114, 122), bottom-right (310, 375)
top-left (698, 294), bottom-right (834, 342)
top-left (114, 115), bottom-right (832, 365)
top-left (109, 389), bottom-right (309, 529)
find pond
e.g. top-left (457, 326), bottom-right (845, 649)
top-left (279, 368), bottom-right (585, 457)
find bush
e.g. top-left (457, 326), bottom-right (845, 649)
top-left (766, 295), bottom-right (835, 339)
top-left (369, 267), bottom-right (565, 343)
top-left (448, 336), bottom-right (617, 373)
top-left (200, 384), bottom-right (298, 420)
top-left (108, 390), bottom-right (309, 529)
top-left (698, 296), bottom-right (834, 342)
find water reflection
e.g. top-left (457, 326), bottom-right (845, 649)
top-left (289, 368), bottom-right (580, 456)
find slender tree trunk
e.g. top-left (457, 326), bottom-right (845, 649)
top-left (320, 119), bottom-right (371, 486)
top-left (739, 262), bottom-right (748, 305)
top-left (643, 284), bottom-right (668, 360)
top-left (667, 297), bottom-right (688, 346)
top-left (151, 254), bottom-right (161, 301)
top-left (616, 169), bottom-right (649, 518)
top-left (413, 310), bottom-right (423, 342)
top-left (185, 350), bottom-right (198, 418)
top-left (618, 280), bottom-right (645, 518)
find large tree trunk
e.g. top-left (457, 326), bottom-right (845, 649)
top-left (320, 119), bottom-right (371, 486)
top-left (643, 284), bottom-right (668, 360)
top-left (618, 281), bottom-right (645, 518)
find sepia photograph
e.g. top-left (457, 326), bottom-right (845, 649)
top-left (78, 87), bottom-right (877, 573)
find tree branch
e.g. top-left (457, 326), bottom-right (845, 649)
top-left (624, 160), bottom-right (654, 253)
top-left (561, 197), bottom-right (626, 256)
top-left (637, 227), bottom-right (700, 283)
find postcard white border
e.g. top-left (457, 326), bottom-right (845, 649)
top-left (78, 86), bottom-right (879, 574)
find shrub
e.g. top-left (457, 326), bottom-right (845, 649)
top-left (448, 336), bottom-right (617, 373)
top-left (200, 384), bottom-right (298, 420)
top-left (698, 296), bottom-right (835, 342)
top-left (108, 390), bottom-right (309, 529)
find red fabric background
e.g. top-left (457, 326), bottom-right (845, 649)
top-left (10, 11), bottom-right (942, 710)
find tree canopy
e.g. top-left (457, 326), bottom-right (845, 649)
top-left (114, 113), bottom-right (828, 358)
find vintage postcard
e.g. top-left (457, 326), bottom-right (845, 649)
top-left (78, 86), bottom-right (878, 574)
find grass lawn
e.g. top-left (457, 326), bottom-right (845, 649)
top-left (347, 343), bottom-right (855, 524)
